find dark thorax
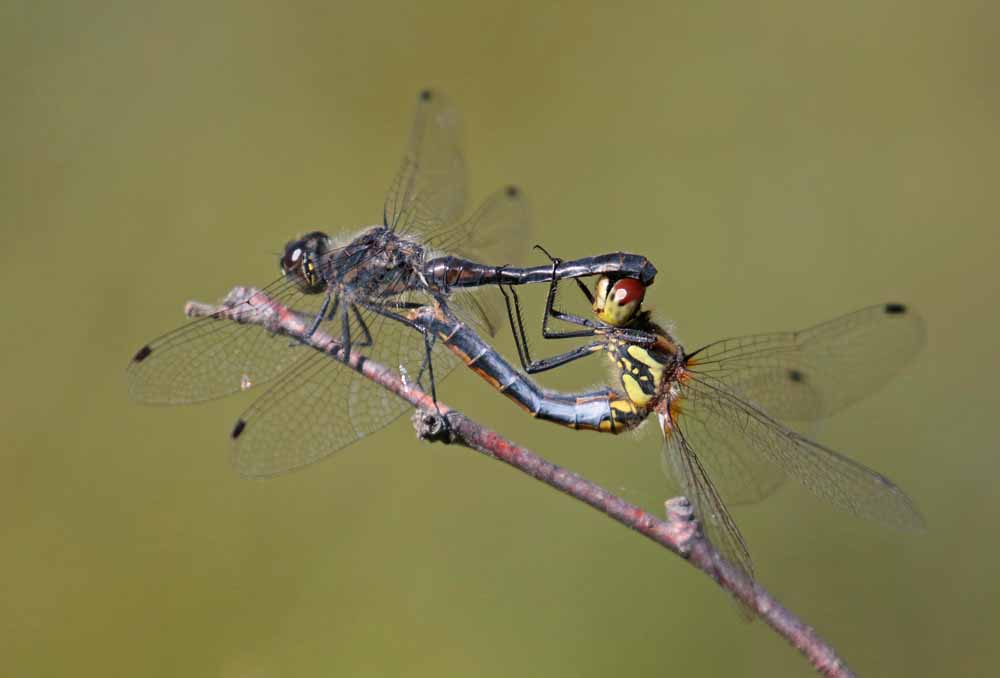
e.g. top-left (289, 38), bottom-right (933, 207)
top-left (327, 227), bottom-right (428, 302)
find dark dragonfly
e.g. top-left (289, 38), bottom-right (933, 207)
top-left (420, 258), bottom-right (925, 581)
top-left (127, 91), bottom-right (655, 477)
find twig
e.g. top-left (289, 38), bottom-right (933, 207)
top-left (187, 286), bottom-right (856, 678)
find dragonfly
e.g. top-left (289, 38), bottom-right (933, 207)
top-left (127, 90), bottom-right (655, 478)
top-left (412, 254), bottom-right (925, 581)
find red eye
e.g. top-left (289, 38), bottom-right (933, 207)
top-left (610, 278), bottom-right (645, 305)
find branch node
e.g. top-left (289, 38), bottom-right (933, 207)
top-left (664, 496), bottom-right (702, 556)
top-left (412, 409), bottom-right (457, 445)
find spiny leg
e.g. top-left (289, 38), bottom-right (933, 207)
top-left (497, 245), bottom-right (604, 373)
top-left (500, 284), bottom-right (603, 374)
top-left (534, 244), bottom-right (594, 304)
top-left (327, 293), bottom-right (341, 322)
top-left (293, 292), bottom-right (340, 348)
top-left (419, 329), bottom-right (439, 404)
top-left (306, 291), bottom-right (335, 338)
top-left (532, 246), bottom-right (604, 338)
top-left (339, 301), bottom-right (353, 363)
top-left (351, 304), bottom-right (373, 347)
top-left (499, 285), bottom-right (533, 370)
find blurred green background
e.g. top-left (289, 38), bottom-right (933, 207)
top-left (4, 1), bottom-right (998, 676)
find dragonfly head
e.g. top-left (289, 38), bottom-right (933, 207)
top-left (593, 276), bottom-right (646, 327)
top-left (280, 231), bottom-right (331, 294)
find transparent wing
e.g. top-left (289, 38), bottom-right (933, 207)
top-left (127, 277), bottom-right (309, 404)
top-left (384, 89), bottom-right (466, 238)
top-left (673, 372), bottom-right (925, 530)
top-left (427, 185), bottom-right (531, 266)
top-left (666, 382), bottom-right (788, 507)
top-left (685, 303), bottom-right (925, 422)
top-left (448, 287), bottom-right (505, 338)
top-left (659, 413), bottom-right (756, 584)
top-left (230, 291), bottom-right (461, 478)
top-left (432, 185), bottom-right (533, 337)
top-left (383, 93), bottom-right (534, 338)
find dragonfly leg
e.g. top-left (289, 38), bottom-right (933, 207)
top-left (293, 291), bottom-right (338, 349)
top-left (351, 305), bottom-right (373, 347)
top-left (363, 301), bottom-right (442, 408)
top-left (500, 285), bottom-right (603, 374)
top-left (326, 293), bottom-right (341, 321)
top-left (534, 244), bottom-right (594, 304)
top-left (338, 302), bottom-right (352, 363)
top-left (499, 285), bottom-right (532, 369)
top-left (306, 292), bottom-right (334, 338)
top-left (532, 249), bottom-right (603, 337)
top-left (520, 341), bottom-right (604, 374)
top-left (420, 330), bottom-right (440, 406)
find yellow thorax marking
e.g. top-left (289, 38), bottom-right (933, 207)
top-left (625, 344), bottom-right (665, 371)
top-left (621, 373), bottom-right (650, 407)
top-left (604, 343), bottom-right (664, 409)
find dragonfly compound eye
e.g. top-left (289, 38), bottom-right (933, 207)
top-left (595, 277), bottom-right (645, 327)
top-left (280, 231), bottom-right (330, 294)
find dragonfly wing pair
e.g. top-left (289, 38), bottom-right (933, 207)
top-left (385, 90), bottom-right (531, 337)
top-left (660, 303), bottom-right (926, 580)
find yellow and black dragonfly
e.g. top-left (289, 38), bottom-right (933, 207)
top-left (416, 251), bottom-right (925, 581)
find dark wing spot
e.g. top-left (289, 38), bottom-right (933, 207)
top-left (231, 419), bottom-right (247, 439)
top-left (884, 303), bottom-right (907, 315)
top-left (505, 185), bottom-right (519, 197)
top-left (787, 368), bottom-right (805, 383)
top-left (132, 345), bottom-right (153, 363)
top-left (419, 89), bottom-right (433, 101)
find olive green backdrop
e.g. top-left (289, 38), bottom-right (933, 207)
top-left (4, 2), bottom-right (997, 676)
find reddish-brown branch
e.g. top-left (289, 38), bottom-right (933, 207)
top-left (187, 287), bottom-right (855, 678)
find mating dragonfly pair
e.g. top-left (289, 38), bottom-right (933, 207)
top-left (128, 90), bottom-right (924, 582)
